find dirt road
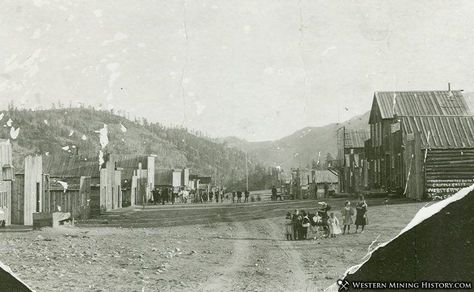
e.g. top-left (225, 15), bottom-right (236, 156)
top-left (0, 201), bottom-right (425, 292)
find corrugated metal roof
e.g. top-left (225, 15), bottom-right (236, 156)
top-left (344, 130), bottom-right (369, 148)
top-left (372, 91), bottom-right (470, 121)
top-left (401, 115), bottom-right (474, 149)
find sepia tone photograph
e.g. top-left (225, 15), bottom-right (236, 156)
top-left (0, 1), bottom-right (473, 291)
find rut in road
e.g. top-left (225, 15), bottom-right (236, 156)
top-left (200, 218), bottom-right (319, 292)
top-left (200, 221), bottom-right (252, 292)
top-left (266, 219), bottom-right (319, 292)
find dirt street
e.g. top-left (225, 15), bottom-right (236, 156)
top-left (0, 201), bottom-right (425, 292)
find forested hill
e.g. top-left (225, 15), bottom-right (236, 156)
top-left (0, 106), bottom-right (270, 189)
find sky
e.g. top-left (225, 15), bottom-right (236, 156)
top-left (1, 0), bottom-right (474, 141)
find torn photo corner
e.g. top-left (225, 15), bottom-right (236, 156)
top-left (0, 260), bottom-right (34, 292)
top-left (325, 184), bottom-right (474, 292)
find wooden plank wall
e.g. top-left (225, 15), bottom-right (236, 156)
top-left (135, 166), bottom-right (143, 205)
top-left (99, 155), bottom-right (124, 211)
top-left (24, 156), bottom-right (42, 226)
top-left (0, 181), bottom-right (12, 225)
top-left (43, 176), bottom-right (91, 219)
top-left (182, 168), bottom-right (189, 188)
top-left (147, 156), bottom-right (155, 202)
top-left (134, 167), bottom-right (148, 205)
top-left (89, 186), bottom-right (100, 217)
top-left (80, 176), bottom-right (91, 219)
top-left (105, 156), bottom-right (114, 211)
top-left (131, 175), bottom-right (137, 206)
top-left (42, 175), bottom-right (51, 213)
top-left (0, 140), bottom-right (13, 180)
top-left (135, 177), bottom-right (147, 205)
top-left (100, 168), bottom-right (107, 213)
top-left (113, 170), bottom-right (121, 209)
top-left (403, 132), bottom-right (424, 200)
top-left (11, 174), bottom-right (24, 225)
top-left (363, 160), bottom-right (369, 188)
top-left (172, 170), bottom-right (182, 188)
top-left (0, 140), bottom-right (13, 226)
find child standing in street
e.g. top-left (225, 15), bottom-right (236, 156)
top-left (328, 212), bottom-right (342, 238)
top-left (341, 201), bottom-right (354, 235)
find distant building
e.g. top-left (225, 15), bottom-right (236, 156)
top-left (312, 169), bottom-right (338, 197)
top-left (336, 127), bottom-right (369, 193)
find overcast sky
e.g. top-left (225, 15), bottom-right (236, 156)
top-left (2, 0), bottom-right (474, 141)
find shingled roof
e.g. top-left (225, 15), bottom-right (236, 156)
top-left (370, 91), bottom-right (471, 123)
top-left (401, 115), bottom-right (474, 149)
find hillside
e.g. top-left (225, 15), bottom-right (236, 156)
top-left (224, 111), bottom-right (370, 169)
top-left (227, 91), bottom-right (474, 170)
top-left (0, 106), bottom-right (371, 187)
top-left (0, 107), bottom-right (259, 188)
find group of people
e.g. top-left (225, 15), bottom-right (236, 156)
top-left (231, 190), bottom-right (250, 203)
top-left (151, 187), bottom-right (253, 205)
top-left (284, 195), bottom-right (369, 240)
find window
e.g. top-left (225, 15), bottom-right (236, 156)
top-left (36, 182), bottom-right (40, 212)
top-left (377, 123), bottom-right (382, 146)
top-left (371, 124), bottom-right (375, 147)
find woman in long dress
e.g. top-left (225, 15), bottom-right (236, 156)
top-left (355, 195), bottom-right (368, 233)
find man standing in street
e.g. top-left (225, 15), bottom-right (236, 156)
top-left (152, 188), bottom-right (160, 205)
top-left (271, 185), bottom-right (277, 201)
top-left (237, 190), bottom-right (242, 203)
top-left (161, 187), bottom-right (168, 205)
top-left (244, 190), bottom-right (250, 202)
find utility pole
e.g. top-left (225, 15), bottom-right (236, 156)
top-left (245, 152), bottom-right (249, 191)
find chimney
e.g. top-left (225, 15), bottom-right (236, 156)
top-left (448, 82), bottom-right (451, 92)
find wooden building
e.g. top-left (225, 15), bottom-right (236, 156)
top-left (366, 89), bottom-right (473, 199)
top-left (10, 153), bottom-right (98, 226)
top-left (154, 169), bottom-right (173, 188)
top-left (155, 168), bottom-right (193, 190)
top-left (312, 170), bottom-right (339, 197)
top-left (401, 115), bottom-right (474, 199)
top-left (100, 154), bottom-right (122, 211)
top-left (0, 139), bottom-right (13, 226)
top-left (112, 155), bottom-right (155, 206)
top-left (336, 127), bottom-right (370, 193)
